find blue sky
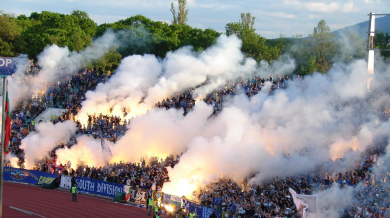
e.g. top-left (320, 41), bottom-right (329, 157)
top-left (1, 0), bottom-right (390, 38)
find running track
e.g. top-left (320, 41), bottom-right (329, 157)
top-left (3, 182), bottom-right (155, 218)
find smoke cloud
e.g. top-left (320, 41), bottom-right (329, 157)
top-left (145, 35), bottom-right (257, 103)
top-left (162, 58), bottom-right (390, 196)
top-left (58, 57), bottom-right (389, 200)
top-left (5, 153), bottom-right (19, 168)
top-left (78, 35), bottom-right (264, 121)
top-left (7, 30), bottom-right (118, 107)
top-left (257, 55), bottom-right (296, 78)
top-left (15, 31), bottom-right (390, 216)
top-left (56, 135), bottom-right (112, 168)
top-left (315, 183), bottom-right (356, 218)
top-left (20, 120), bottom-right (76, 169)
top-left (57, 101), bottom-right (213, 167)
top-left (78, 54), bottom-right (162, 121)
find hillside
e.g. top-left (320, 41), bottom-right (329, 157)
top-left (333, 14), bottom-right (390, 39)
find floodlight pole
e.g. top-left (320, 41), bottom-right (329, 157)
top-left (0, 76), bottom-right (6, 217)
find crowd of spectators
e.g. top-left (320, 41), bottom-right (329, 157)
top-left (184, 143), bottom-right (389, 218)
top-left (33, 139), bottom-right (387, 218)
top-left (9, 63), bottom-right (296, 169)
top-left (155, 74), bottom-right (292, 117)
top-left (46, 155), bottom-right (180, 195)
top-left (339, 145), bottom-right (390, 218)
top-left (5, 61), bottom-right (390, 218)
top-left (9, 66), bottom-right (111, 166)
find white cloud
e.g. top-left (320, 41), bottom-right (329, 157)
top-left (309, 14), bottom-right (321, 19)
top-left (305, 2), bottom-right (340, 13)
top-left (342, 2), bottom-right (360, 12)
top-left (283, 0), bottom-right (301, 5)
top-left (191, 3), bottom-right (234, 11)
top-left (286, 1), bottom-right (360, 14)
top-left (260, 10), bottom-right (296, 19)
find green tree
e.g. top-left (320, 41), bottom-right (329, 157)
top-left (375, 32), bottom-right (390, 57)
top-left (96, 14), bottom-right (219, 58)
top-left (308, 20), bottom-right (338, 73)
top-left (225, 13), bottom-right (280, 62)
top-left (301, 55), bottom-right (317, 74)
top-left (71, 10), bottom-right (97, 37)
top-left (313, 20), bottom-right (330, 34)
top-left (266, 34), bottom-right (288, 57)
top-left (0, 12), bottom-right (22, 56)
top-left (333, 31), bottom-right (365, 62)
top-left (170, 0), bottom-right (189, 25)
top-left (87, 48), bottom-right (122, 73)
top-left (19, 11), bottom-right (97, 59)
top-left (288, 20), bottom-right (339, 75)
top-left (170, 3), bottom-right (178, 25)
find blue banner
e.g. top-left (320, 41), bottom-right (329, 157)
top-left (75, 177), bottom-right (124, 198)
top-left (202, 206), bottom-right (223, 218)
top-left (4, 167), bottom-right (58, 185)
top-left (188, 201), bottom-right (203, 216)
top-left (0, 57), bottom-right (20, 76)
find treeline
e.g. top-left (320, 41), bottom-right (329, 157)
top-left (375, 33), bottom-right (390, 57)
top-left (0, 9), bottom-right (381, 76)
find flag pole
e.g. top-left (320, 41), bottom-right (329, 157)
top-left (0, 76), bottom-right (7, 217)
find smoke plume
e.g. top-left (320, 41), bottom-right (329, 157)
top-left (8, 30), bottom-right (118, 106)
top-left (163, 58), bottom-right (390, 197)
top-left (77, 35), bottom-right (263, 121)
top-left (56, 135), bottom-right (112, 168)
top-left (20, 120), bottom-right (76, 169)
top-left (15, 31), bottom-right (390, 216)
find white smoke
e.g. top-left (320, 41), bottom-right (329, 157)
top-left (16, 31), bottom-right (390, 217)
top-left (8, 30), bottom-right (118, 105)
top-left (56, 135), bottom-right (112, 168)
top-left (78, 54), bottom-right (162, 121)
top-left (162, 59), bottom-right (390, 197)
top-left (145, 35), bottom-right (257, 104)
top-left (32, 30), bottom-right (117, 92)
top-left (5, 153), bottom-right (19, 168)
top-left (257, 54), bottom-right (296, 78)
top-left (7, 55), bottom-right (29, 111)
top-left (315, 183), bottom-right (356, 218)
top-left (78, 35), bottom-right (263, 121)
top-left (66, 55), bottom-right (380, 197)
top-left (56, 101), bottom-right (213, 167)
top-left (20, 120), bottom-right (76, 169)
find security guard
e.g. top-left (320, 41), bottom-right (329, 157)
top-left (71, 185), bottom-right (77, 202)
top-left (154, 203), bottom-right (159, 216)
top-left (188, 210), bottom-right (200, 218)
top-left (148, 197), bottom-right (154, 216)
